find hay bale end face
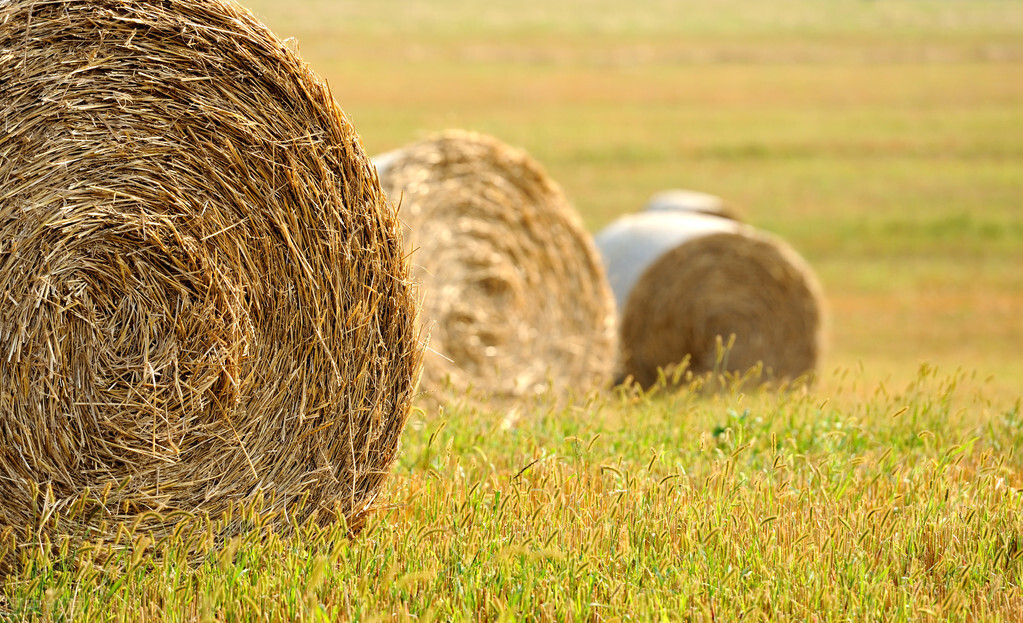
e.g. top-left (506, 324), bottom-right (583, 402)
top-left (374, 131), bottom-right (616, 402)
top-left (0, 0), bottom-right (422, 555)
top-left (596, 212), bottom-right (824, 388)
top-left (597, 212), bottom-right (739, 315)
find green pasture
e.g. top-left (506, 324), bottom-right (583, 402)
top-left (249, 0), bottom-right (1023, 396)
top-left (3, 0), bottom-right (1022, 620)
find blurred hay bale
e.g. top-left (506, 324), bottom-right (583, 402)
top-left (374, 130), bottom-right (615, 402)
top-left (644, 189), bottom-right (742, 222)
top-left (596, 212), bottom-right (823, 388)
top-left (0, 0), bottom-right (422, 564)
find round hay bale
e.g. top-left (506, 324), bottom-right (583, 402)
top-left (644, 189), bottom-right (742, 222)
top-left (596, 212), bottom-right (823, 388)
top-left (0, 0), bottom-right (422, 559)
top-left (374, 130), bottom-right (616, 402)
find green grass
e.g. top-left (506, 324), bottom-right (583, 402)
top-left (244, 0), bottom-right (1023, 386)
top-left (4, 0), bottom-right (1023, 619)
top-left (5, 367), bottom-right (1023, 620)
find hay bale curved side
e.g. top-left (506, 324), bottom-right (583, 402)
top-left (0, 0), bottom-right (422, 552)
top-left (596, 212), bottom-right (823, 388)
top-left (374, 131), bottom-right (616, 401)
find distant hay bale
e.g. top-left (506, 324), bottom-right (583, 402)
top-left (0, 0), bottom-right (422, 561)
top-left (374, 130), bottom-right (615, 401)
top-left (644, 189), bottom-right (742, 222)
top-left (596, 212), bottom-right (823, 388)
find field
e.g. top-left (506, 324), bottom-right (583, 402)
top-left (3, 0), bottom-right (1023, 620)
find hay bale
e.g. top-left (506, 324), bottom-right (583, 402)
top-left (596, 212), bottom-right (823, 388)
top-left (644, 189), bottom-right (742, 222)
top-left (0, 0), bottom-right (422, 558)
top-left (374, 130), bottom-right (615, 401)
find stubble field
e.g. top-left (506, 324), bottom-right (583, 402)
top-left (4, 0), bottom-right (1023, 620)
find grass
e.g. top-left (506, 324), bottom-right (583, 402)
top-left (4, 367), bottom-right (1023, 620)
top-left (3, 0), bottom-right (1023, 619)
top-left (254, 0), bottom-right (1023, 391)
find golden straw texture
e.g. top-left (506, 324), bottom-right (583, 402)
top-left (0, 0), bottom-right (422, 561)
top-left (375, 131), bottom-right (615, 402)
top-left (598, 213), bottom-right (823, 388)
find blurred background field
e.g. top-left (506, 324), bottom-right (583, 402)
top-left (245, 0), bottom-right (1023, 403)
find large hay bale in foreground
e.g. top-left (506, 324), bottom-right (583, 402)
top-left (596, 212), bottom-right (823, 388)
top-left (374, 131), bottom-right (615, 401)
top-left (0, 0), bottom-right (422, 557)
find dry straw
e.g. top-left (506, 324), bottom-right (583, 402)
top-left (596, 212), bottom-right (823, 388)
top-left (0, 0), bottom-right (422, 566)
top-left (374, 131), bottom-right (616, 402)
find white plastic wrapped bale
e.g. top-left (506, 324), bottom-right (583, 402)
top-left (596, 211), bottom-right (824, 388)
top-left (371, 148), bottom-right (403, 178)
top-left (643, 189), bottom-right (741, 221)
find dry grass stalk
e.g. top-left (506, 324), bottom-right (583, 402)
top-left (374, 130), bottom-right (615, 402)
top-left (596, 212), bottom-right (823, 388)
top-left (0, 0), bottom-right (422, 569)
